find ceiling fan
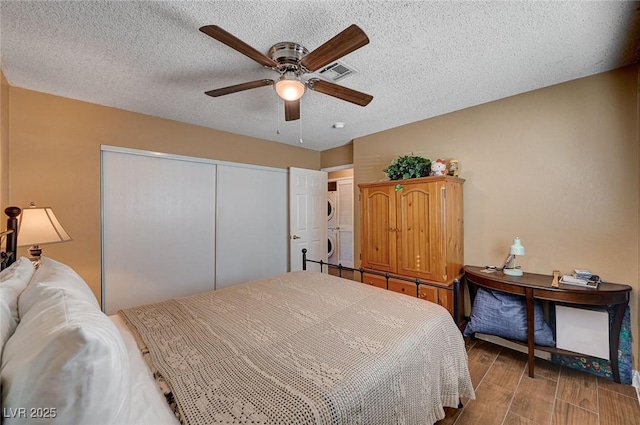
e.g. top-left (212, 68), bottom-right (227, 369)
top-left (199, 24), bottom-right (373, 121)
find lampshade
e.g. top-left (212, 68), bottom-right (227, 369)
top-left (18, 205), bottom-right (72, 247)
top-left (509, 237), bottom-right (525, 256)
top-left (275, 75), bottom-right (305, 101)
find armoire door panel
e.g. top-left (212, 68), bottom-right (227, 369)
top-left (360, 186), bottom-right (396, 272)
top-left (443, 180), bottom-right (464, 281)
top-left (396, 182), bottom-right (444, 280)
top-left (397, 186), bottom-right (433, 275)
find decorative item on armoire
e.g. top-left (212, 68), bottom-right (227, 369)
top-left (447, 159), bottom-right (459, 177)
top-left (430, 158), bottom-right (447, 176)
top-left (382, 154), bottom-right (431, 181)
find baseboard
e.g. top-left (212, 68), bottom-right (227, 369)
top-left (633, 370), bottom-right (640, 403)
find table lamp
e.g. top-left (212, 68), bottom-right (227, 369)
top-left (503, 237), bottom-right (525, 276)
top-left (18, 203), bottom-right (72, 263)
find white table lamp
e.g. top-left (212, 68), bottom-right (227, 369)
top-left (503, 237), bottom-right (525, 276)
top-left (18, 203), bottom-right (72, 262)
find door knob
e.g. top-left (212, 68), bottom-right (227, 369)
top-left (291, 235), bottom-right (301, 239)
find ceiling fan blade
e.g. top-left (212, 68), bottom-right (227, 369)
top-left (300, 25), bottom-right (369, 72)
top-left (205, 79), bottom-right (274, 97)
top-left (200, 25), bottom-right (278, 69)
top-left (285, 99), bottom-right (300, 121)
top-left (308, 79), bottom-right (373, 106)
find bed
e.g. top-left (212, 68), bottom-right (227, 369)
top-left (0, 206), bottom-right (474, 424)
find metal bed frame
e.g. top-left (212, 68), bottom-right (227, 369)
top-left (0, 206), bottom-right (21, 271)
top-left (301, 248), bottom-right (463, 326)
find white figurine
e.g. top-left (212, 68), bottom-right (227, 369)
top-left (430, 158), bottom-right (447, 176)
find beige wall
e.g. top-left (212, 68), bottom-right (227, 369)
top-left (0, 71), bottom-right (9, 212)
top-left (328, 168), bottom-right (354, 180)
top-left (321, 142), bottom-right (353, 169)
top-left (5, 66), bottom-right (639, 368)
top-left (354, 65), bottom-right (640, 369)
top-left (8, 87), bottom-right (320, 302)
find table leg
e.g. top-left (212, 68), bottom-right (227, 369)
top-left (526, 288), bottom-right (535, 378)
top-left (610, 302), bottom-right (627, 384)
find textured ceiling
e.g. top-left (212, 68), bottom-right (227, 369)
top-left (1, 1), bottom-right (639, 151)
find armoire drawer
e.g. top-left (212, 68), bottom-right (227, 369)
top-left (437, 288), bottom-right (454, 313)
top-left (361, 271), bottom-right (454, 313)
top-left (362, 274), bottom-right (387, 289)
top-left (362, 274), bottom-right (420, 298)
top-left (388, 279), bottom-right (418, 297)
top-left (418, 285), bottom-right (438, 303)
top-left (419, 284), bottom-right (454, 311)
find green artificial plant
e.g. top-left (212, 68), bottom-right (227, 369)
top-left (383, 154), bottom-right (431, 181)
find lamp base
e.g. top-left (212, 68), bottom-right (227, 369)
top-left (28, 245), bottom-right (42, 259)
top-left (28, 245), bottom-right (42, 269)
top-left (503, 268), bottom-right (523, 276)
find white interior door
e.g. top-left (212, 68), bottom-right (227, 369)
top-left (289, 167), bottom-right (326, 271)
top-left (337, 178), bottom-right (354, 268)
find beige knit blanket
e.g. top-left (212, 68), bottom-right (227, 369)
top-left (120, 271), bottom-right (474, 425)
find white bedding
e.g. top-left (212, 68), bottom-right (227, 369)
top-left (110, 314), bottom-right (180, 425)
top-left (119, 271), bottom-right (475, 425)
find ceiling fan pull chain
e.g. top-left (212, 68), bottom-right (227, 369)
top-left (299, 101), bottom-right (303, 144)
top-left (276, 97), bottom-right (281, 135)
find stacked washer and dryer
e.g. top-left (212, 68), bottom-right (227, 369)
top-left (327, 187), bottom-right (338, 263)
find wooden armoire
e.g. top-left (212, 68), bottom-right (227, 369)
top-left (359, 176), bottom-right (464, 318)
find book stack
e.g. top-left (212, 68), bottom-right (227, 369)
top-left (559, 269), bottom-right (600, 288)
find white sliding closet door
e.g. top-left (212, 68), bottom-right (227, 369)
top-left (102, 150), bottom-right (216, 315)
top-left (215, 165), bottom-right (287, 289)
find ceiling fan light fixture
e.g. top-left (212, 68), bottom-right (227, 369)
top-left (201, 25), bottom-right (373, 121)
top-left (275, 75), bottom-right (306, 101)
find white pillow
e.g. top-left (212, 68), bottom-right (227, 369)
top-left (18, 256), bottom-right (98, 316)
top-left (0, 257), bottom-right (35, 358)
top-left (1, 284), bottom-right (131, 425)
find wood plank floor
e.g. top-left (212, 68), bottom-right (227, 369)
top-left (437, 338), bottom-right (640, 425)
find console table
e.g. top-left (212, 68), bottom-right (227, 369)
top-left (464, 266), bottom-right (632, 383)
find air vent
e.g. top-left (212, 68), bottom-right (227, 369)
top-left (314, 61), bottom-right (357, 82)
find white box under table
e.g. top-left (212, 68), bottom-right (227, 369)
top-left (556, 305), bottom-right (609, 360)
